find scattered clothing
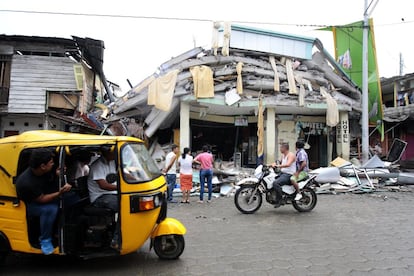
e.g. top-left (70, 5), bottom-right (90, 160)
top-left (236, 62), bottom-right (244, 94)
top-left (221, 22), bottom-right (231, 56)
top-left (338, 49), bottom-right (352, 69)
top-left (320, 87), bottom-right (339, 127)
top-left (148, 69), bottom-right (179, 111)
top-left (269, 56), bottom-right (280, 92)
top-left (190, 65), bottom-right (214, 98)
top-left (286, 58), bottom-right (298, 95)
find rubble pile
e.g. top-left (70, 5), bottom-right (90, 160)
top-left (111, 45), bottom-right (361, 138)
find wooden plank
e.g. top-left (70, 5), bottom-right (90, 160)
top-left (8, 43), bottom-right (71, 53)
top-left (48, 92), bottom-right (79, 110)
top-left (12, 56), bottom-right (76, 67)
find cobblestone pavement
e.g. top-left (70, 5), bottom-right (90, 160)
top-left (3, 188), bottom-right (414, 275)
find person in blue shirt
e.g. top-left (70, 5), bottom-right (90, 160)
top-left (290, 140), bottom-right (309, 201)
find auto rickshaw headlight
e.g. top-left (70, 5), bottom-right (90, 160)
top-left (139, 196), bottom-right (155, 211)
top-left (130, 193), bottom-right (161, 213)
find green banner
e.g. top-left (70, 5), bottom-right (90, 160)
top-left (324, 19), bottom-right (384, 140)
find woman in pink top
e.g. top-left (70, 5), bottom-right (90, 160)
top-left (194, 145), bottom-right (214, 203)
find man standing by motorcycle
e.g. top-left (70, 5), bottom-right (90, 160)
top-left (291, 140), bottom-right (309, 201)
top-left (272, 143), bottom-right (296, 204)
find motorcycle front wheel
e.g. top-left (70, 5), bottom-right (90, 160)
top-left (234, 185), bottom-right (262, 214)
top-left (292, 188), bottom-right (317, 212)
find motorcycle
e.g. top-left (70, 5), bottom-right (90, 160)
top-left (234, 164), bottom-right (340, 214)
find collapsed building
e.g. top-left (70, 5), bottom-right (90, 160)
top-left (0, 35), bottom-right (115, 135)
top-left (109, 24), bottom-right (362, 169)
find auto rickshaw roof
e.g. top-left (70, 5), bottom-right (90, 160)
top-left (0, 130), bottom-right (146, 198)
top-left (0, 130), bottom-right (143, 146)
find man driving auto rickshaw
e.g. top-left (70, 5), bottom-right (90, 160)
top-left (0, 130), bottom-right (186, 263)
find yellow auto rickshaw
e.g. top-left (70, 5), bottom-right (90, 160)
top-left (0, 130), bottom-right (186, 263)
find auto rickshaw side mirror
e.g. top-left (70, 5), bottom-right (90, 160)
top-left (106, 173), bottom-right (118, 184)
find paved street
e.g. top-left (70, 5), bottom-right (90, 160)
top-left (3, 188), bottom-right (414, 275)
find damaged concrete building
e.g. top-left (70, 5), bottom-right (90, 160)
top-left (0, 35), bottom-right (115, 135)
top-left (111, 25), bottom-right (363, 168)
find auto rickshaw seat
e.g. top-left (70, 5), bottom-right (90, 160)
top-left (82, 205), bottom-right (113, 216)
top-left (75, 176), bottom-right (114, 217)
top-left (75, 175), bottom-right (90, 200)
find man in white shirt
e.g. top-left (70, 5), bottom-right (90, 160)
top-left (272, 143), bottom-right (296, 204)
top-left (163, 144), bottom-right (179, 203)
top-left (87, 146), bottom-right (119, 248)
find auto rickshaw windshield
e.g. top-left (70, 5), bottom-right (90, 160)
top-left (121, 143), bottom-right (162, 183)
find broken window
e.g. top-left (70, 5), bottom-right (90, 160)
top-left (0, 55), bottom-right (11, 105)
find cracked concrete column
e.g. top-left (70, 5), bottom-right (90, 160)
top-left (266, 107), bottom-right (276, 164)
top-left (180, 101), bottom-right (190, 149)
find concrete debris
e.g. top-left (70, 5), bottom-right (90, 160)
top-left (166, 137), bottom-right (412, 198)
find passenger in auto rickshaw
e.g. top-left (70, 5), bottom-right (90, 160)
top-left (66, 149), bottom-right (93, 185)
top-left (15, 148), bottom-right (72, 255)
top-left (87, 146), bottom-right (119, 249)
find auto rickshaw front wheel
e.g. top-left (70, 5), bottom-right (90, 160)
top-left (153, 234), bottom-right (185, 260)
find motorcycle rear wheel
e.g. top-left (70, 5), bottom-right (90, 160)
top-left (234, 185), bottom-right (262, 214)
top-left (292, 188), bottom-right (317, 212)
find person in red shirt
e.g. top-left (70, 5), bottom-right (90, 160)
top-left (194, 145), bottom-right (214, 203)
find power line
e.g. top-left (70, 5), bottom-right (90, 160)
top-left (0, 9), bottom-right (347, 28)
top-left (1, 9), bottom-right (412, 29)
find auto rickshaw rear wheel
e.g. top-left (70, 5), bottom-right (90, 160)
top-left (153, 234), bottom-right (185, 260)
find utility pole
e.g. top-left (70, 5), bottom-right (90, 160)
top-left (361, 0), bottom-right (370, 163)
top-left (361, 0), bottom-right (379, 163)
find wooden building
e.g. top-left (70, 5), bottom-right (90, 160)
top-left (0, 35), bottom-right (114, 136)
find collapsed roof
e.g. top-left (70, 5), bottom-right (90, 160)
top-left (109, 25), bottom-right (361, 138)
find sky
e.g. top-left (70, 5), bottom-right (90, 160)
top-left (1, 0), bottom-right (413, 93)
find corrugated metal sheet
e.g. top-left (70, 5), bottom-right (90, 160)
top-left (230, 25), bottom-right (314, 60)
top-left (8, 55), bottom-right (78, 113)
